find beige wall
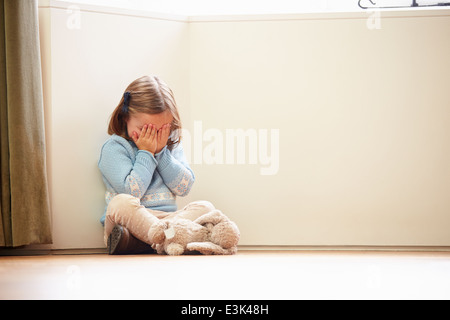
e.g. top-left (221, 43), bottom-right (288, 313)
top-left (39, 2), bottom-right (450, 249)
top-left (188, 12), bottom-right (450, 246)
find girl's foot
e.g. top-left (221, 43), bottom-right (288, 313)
top-left (107, 225), bottom-right (155, 255)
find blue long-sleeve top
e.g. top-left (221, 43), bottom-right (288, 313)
top-left (98, 134), bottom-right (195, 225)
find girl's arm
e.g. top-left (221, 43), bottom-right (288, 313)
top-left (155, 143), bottom-right (195, 197)
top-left (99, 137), bottom-right (156, 199)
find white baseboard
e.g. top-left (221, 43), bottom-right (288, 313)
top-left (2, 245), bottom-right (450, 256)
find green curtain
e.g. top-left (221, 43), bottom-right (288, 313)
top-left (0, 0), bottom-right (52, 247)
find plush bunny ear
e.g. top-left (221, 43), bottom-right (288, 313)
top-left (194, 210), bottom-right (229, 226)
top-left (187, 242), bottom-right (237, 255)
top-left (166, 243), bottom-right (185, 256)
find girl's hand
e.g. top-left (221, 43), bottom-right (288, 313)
top-left (132, 124), bottom-right (157, 155)
top-left (155, 123), bottom-right (171, 154)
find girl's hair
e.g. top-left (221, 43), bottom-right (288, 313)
top-left (108, 75), bottom-right (182, 150)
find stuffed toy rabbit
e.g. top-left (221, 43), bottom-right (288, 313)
top-left (148, 210), bottom-right (240, 255)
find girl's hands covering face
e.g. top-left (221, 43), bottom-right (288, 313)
top-left (132, 124), bottom-right (158, 155)
top-left (132, 123), bottom-right (171, 155)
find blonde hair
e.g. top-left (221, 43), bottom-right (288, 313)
top-left (108, 75), bottom-right (182, 150)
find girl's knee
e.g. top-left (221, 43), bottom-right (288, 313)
top-left (198, 200), bottom-right (215, 213)
top-left (184, 200), bottom-right (216, 214)
top-left (107, 194), bottom-right (141, 216)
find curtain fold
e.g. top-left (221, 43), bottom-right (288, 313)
top-left (0, 0), bottom-right (52, 247)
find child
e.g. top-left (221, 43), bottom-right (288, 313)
top-left (98, 75), bottom-right (214, 254)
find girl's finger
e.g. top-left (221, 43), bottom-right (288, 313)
top-left (157, 128), bottom-right (162, 141)
top-left (131, 131), bottom-right (138, 143)
top-left (160, 124), bottom-right (168, 134)
top-left (150, 124), bottom-right (157, 139)
top-left (144, 124), bottom-right (152, 138)
top-left (165, 125), bottom-right (172, 139)
top-left (141, 125), bottom-right (148, 138)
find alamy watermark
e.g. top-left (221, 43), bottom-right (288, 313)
top-left (367, 9), bottom-right (382, 30)
top-left (66, 5), bottom-right (81, 30)
top-left (66, 265), bottom-right (82, 291)
top-left (181, 121), bottom-right (280, 176)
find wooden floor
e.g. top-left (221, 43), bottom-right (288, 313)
top-left (1, 250), bottom-right (450, 300)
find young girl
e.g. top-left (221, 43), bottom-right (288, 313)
top-left (98, 75), bottom-right (214, 255)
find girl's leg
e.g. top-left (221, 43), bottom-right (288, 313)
top-left (147, 201), bottom-right (216, 245)
top-left (165, 200), bottom-right (216, 221)
top-left (104, 194), bottom-right (162, 246)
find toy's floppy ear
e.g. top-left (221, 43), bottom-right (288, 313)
top-left (187, 242), bottom-right (237, 255)
top-left (166, 243), bottom-right (184, 256)
top-left (194, 210), bottom-right (228, 226)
